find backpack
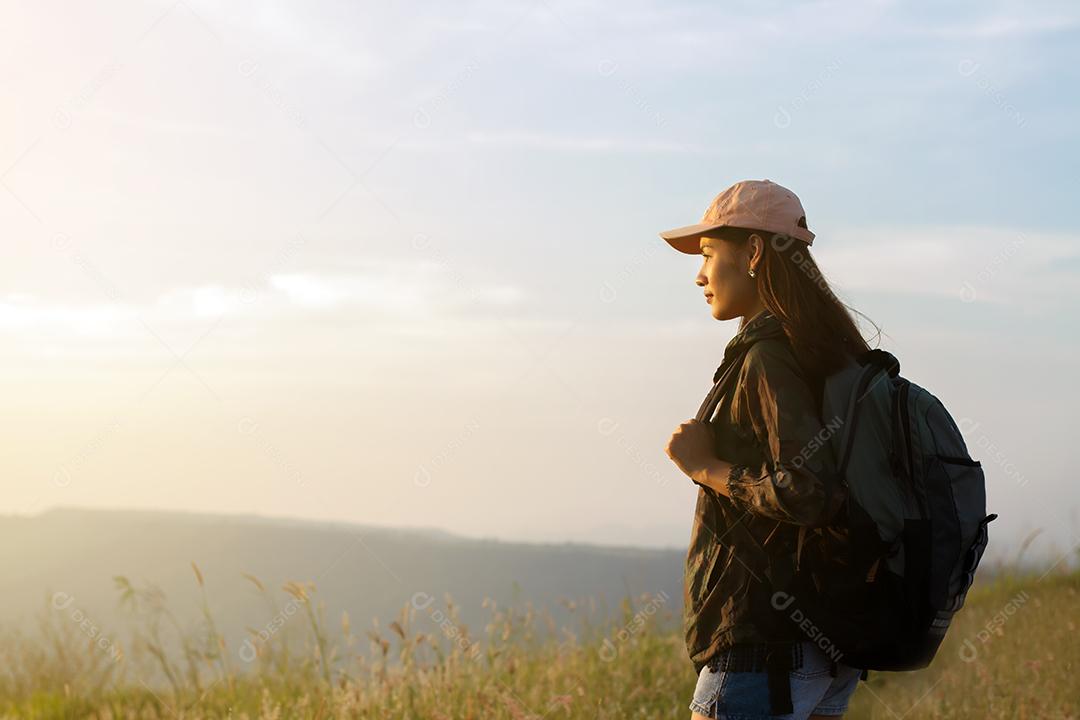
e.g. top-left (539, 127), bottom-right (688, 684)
top-left (767, 348), bottom-right (999, 672)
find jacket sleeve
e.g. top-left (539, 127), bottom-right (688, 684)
top-left (723, 340), bottom-right (846, 527)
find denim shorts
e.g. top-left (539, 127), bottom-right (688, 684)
top-left (689, 641), bottom-right (862, 719)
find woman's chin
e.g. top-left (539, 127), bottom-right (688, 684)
top-left (710, 303), bottom-right (739, 322)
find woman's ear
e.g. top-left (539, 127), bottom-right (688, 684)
top-left (747, 233), bottom-right (764, 272)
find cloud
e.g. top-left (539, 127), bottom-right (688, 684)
top-left (818, 224), bottom-right (1079, 309)
top-left (268, 274), bottom-right (363, 309)
top-left (0, 259), bottom-right (526, 345)
top-left (267, 264), bottom-right (523, 314)
top-left (908, 13), bottom-right (1078, 39)
top-left (0, 296), bottom-right (136, 338)
top-left (156, 285), bottom-right (251, 318)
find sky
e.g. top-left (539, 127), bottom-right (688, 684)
top-left (2, 0), bottom-right (1078, 563)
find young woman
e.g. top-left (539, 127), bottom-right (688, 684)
top-left (659, 180), bottom-right (876, 720)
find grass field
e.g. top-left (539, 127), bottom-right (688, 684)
top-left (1, 563), bottom-right (1077, 719)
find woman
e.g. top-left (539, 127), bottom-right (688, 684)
top-left (660, 180), bottom-right (876, 720)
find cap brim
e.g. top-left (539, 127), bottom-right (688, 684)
top-left (658, 222), bottom-right (727, 254)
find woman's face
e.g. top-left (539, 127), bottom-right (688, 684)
top-left (696, 234), bottom-right (759, 321)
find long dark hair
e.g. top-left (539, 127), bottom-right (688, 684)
top-left (719, 226), bottom-right (878, 382)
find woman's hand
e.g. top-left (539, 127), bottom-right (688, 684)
top-left (667, 420), bottom-right (735, 496)
top-left (665, 419), bottom-right (719, 483)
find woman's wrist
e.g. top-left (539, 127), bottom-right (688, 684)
top-left (693, 457), bottom-right (733, 497)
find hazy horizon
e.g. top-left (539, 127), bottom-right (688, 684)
top-left (4, 0), bottom-right (1078, 562)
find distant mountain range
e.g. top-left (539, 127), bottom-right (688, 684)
top-left (0, 507), bottom-right (685, 665)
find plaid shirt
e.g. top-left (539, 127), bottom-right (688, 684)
top-left (683, 310), bottom-right (848, 674)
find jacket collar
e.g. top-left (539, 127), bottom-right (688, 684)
top-left (729, 309), bottom-right (785, 352)
top-left (712, 309), bottom-right (786, 382)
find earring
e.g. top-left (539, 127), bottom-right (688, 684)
top-left (748, 268), bottom-right (756, 278)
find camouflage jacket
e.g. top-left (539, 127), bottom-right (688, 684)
top-left (683, 309), bottom-right (849, 674)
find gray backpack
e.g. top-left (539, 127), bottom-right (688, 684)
top-left (782, 348), bottom-right (999, 670)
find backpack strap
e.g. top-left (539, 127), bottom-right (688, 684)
top-left (833, 349), bottom-right (902, 481)
top-left (695, 345), bottom-right (752, 422)
top-left (889, 377), bottom-right (928, 517)
top-left (836, 363), bottom-right (885, 479)
top-left (692, 343), bottom-right (777, 575)
top-left (765, 643), bottom-right (794, 715)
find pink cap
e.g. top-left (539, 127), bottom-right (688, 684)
top-left (659, 179), bottom-right (815, 254)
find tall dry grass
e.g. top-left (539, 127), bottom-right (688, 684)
top-left (1, 555), bottom-right (1077, 719)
